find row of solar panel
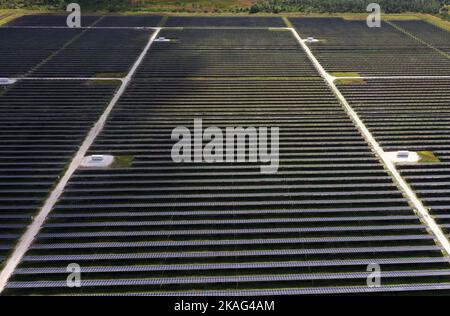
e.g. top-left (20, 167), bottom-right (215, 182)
top-left (292, 18), bottom-right (450, 76)
top-left (5, 26), bottom-right (449, 293)
top-left (1, 16), bottom-right (450, 295)
top-left (0, 27), bottom-right (319, 78)
top-left (0, 80), bottom-right (120, 263)
top-left (2, 17), bottom-right (449, 78)
top-left (7, 77), bottom-right (447, 295)
top-left (0, 23), bottom-right (158, 266)
top-left (0, 25), bottom-right (152, 78)
top-left (6, 15), bottom-right (283, 27)
top-left (337, 78), bottom-right (450, 238)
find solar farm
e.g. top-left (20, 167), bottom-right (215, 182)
top-left (0, 13), bottom-right (449, 296)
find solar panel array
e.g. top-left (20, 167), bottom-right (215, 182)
top-left (95, 16), bottom-right (163, 27)
top-left (164, 16), bottom-right (285, 27)
top-left (336, 21), bottom-right (450, 249)
top-left (1, 15), bottom-right (450, 295)
top-left (7, 78), bottom-right (449, 294)
top-left (136, 29), bottom-right (318, 78)
top-left (0, 28), bottom-right (82, 77)
top-left (0, 79), bottom-right (119, 264)
top-left (6, 14), bottom-right (100, 27)
top-left (31, 28), bottom-right (152, 78)
top-left (4, 23), bottom-right (450, 295)
top-left (291, 17), bottom-right (450, 76)
top-left (6, 15), bottom-right (285, 28)
top-left (337, 78), bottom-right (450, 240)
top-left (390, 20), bottom-right (450, 54)
top-left (2, 16), bottom-right (154, 79)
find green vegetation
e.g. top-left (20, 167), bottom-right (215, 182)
top-left (249, 0), bottom-right (447, 14)
top-left (418, 151), bottom-right (441, 163)
top-left (134, 0), bottom-right (253, 13)
top-left (332, 72), bottom-right (366, 85)
top-left (171, 76), bottom-right (321, 81)
top-left (330, 72), bottom-right (361, 77)
top-left (111, 155), bottom-right (134, 168)
top-left (0, 0), bottom-right (50, 10)
top-left (335, 78), bottom-right (366, 85)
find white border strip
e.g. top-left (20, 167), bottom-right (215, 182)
top-left (0, 27), bottom-right (161, 293)
top-left (290, 27), bottom-right (450, 257)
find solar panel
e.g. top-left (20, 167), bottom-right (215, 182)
top-left (390, 20), bottom-right (450, 53)
top-left (6, 76), bottom-right (445, 294)
top-left (337, 78), bottom-right (450, 240)
top-left (0, 28), bottom-right (82, 77)
top-left (165, 16), bottom-right (285, 27)
top-left (135, 29), bottom-right (318, 78)
top-left (31, 29), bottom-right (154, 78)
top-left (291, 17), bottom-right (450, 76)
top-left (95, 16), bottom-right (164, 27)
top-left (2, 15), bottom-right (450, 296)
top-left (0, 79), bottom-right (119, 263)
top-left (5, 14), bottom-right (100, 27)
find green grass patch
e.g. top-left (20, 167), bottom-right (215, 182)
top-left (418, 151), bottom-right (440, 163)
top-left (335, 78), bottom-right (366, 85)
top-left (330, 72), bottom-right (361, 77)
top-left (332, 72), bottom-right (365, 85)
top-left (93, 72), bottom-right (127, 78)
top-left (111, 155), bottom-right (134, 168)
